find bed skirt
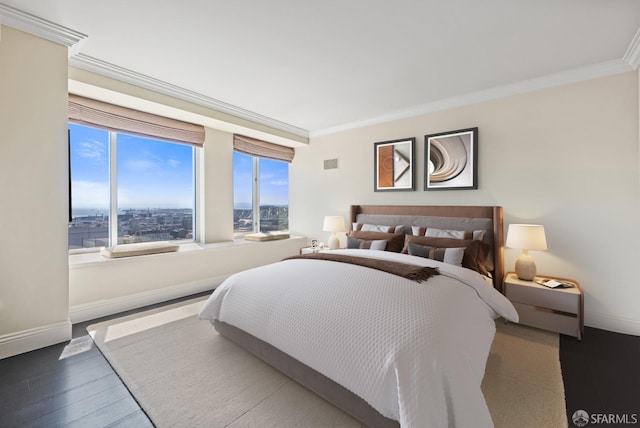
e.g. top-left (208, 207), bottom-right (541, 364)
top-left (214, 320), bottom-right (399, 428)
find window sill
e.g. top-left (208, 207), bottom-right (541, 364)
top-left (69, 236), bottom-right (305, 267)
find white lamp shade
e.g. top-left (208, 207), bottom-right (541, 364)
top-left (506, 224), bottom-right (547, 251)
top-left (506, 224), bottom-right (547, 280)
top-left (323, 216), bottom-right (346, 232)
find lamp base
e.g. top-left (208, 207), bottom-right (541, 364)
top-left (515, 252), bottom-right (537, 281)
top-left (328, 233), bottom-right (340, 250)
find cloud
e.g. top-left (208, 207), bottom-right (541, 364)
top-left (124, 159), bottom-right (160, 173)
top-left (267, 179), bottom-right (288, 186)
top-left (76, 139), bottom-right (106, 161)
top-left (123, 154), bottom-right (181, 173)
top-left (259, 172), bottom-right (288, 187)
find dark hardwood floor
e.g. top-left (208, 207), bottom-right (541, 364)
top-left (1, 295), bottom-right (638, 427)
top-left (0, 292), bottom-right (210, 428)
top-left (561, 327), bottom-right (640, 426)
top-left (0, 331), bottom-right (151, 427)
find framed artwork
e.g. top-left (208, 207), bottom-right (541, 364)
top-left (424, 127), bottom-right (478, 190)
top-left (374, 138), bottom-right (416, 191)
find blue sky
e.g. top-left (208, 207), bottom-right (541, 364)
top-left (70, 123), bottom-right (193, 211)
top-left (70, 123), bottom-right (288, 212)
top-left (233, 151), bottom-right (289, 209)
top-left (69, 124), bottom-right (109, 212)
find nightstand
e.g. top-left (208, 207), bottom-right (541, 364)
top-left (504, 272), bottom-right (584, 340)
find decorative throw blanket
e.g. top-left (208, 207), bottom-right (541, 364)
top-left (285, 252), bottom-right (439, 283)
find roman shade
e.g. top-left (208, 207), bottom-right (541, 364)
top-left (68, 94), bottom-right (205, 146)
top-left (233, 134), bottom-right (295, 163)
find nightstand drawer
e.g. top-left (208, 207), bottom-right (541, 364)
top-left (505, 282), bottom-right (579, 314)
top-left (512, 302), bottom-right (580, 338)
top-left (504, 272), bottom-right (584, 340)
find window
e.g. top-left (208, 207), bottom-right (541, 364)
top-left (233, 151), bottom-right (289, 234)
top-left (68, 124), bottom-right (109, 249)
top-left (69, 123), bottom-right (195, 250)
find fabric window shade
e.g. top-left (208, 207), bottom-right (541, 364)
top-left (233, 134), bottom-right (295, 163)
top-left (68, 94), bottom-right (205, 146)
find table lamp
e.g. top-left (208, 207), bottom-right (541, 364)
top-left (323, 216), bottom-right (346, 250)
top-left (506, 224), bottom-right (547, 280)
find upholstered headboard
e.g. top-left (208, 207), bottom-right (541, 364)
top-left (350, 205), bottom-right (505, 292)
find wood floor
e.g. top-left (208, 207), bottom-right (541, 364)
top-left (0, 320), bottom-right (156, 427)
top-left (1, 294), bottom-right (638, 427)
top-left (560, 327), bottom-right (640, 423)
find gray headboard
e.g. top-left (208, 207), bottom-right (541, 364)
top-left (350, 205), bottom-right (505, 293)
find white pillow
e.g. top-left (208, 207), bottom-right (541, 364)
top-left (425, 228), bottom-right (467, 239)
top-left (473, 230), bottom-right (486, 240)
top-left (423, 227), bottom-right (487, 241)
top-left (442, 247), bottom-right (465, 266)
top-left (369, 240), bottom-right (388, 251)
top-left (354, 223), bottom-right (404, 234)
top-left (361, 223), bottom-right (394, 233)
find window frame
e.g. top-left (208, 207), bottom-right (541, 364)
top-left (233, 152), bottom-right (289, 236)
top-left (68, 123), bottom-right (198, 254)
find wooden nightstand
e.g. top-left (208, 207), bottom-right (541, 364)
top-left (504, 272), bottom-right (584, 340)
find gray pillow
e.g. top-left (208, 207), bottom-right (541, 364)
top-left (407, 242), bottom-right (465, 266)
top-left (347, 236), bottom-right (388, 251)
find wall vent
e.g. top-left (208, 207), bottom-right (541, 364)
top-left (323, 158), bottom-right (338, 170)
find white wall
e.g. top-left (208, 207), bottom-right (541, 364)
top-left (290, 71), bottom-right (640, 335)
top-left (68, 238), bottom-right (305, 323)
top-left (0, 25), bottom-right (307, 358)
top-left (199, 128), bottom-right (234, 243)
top-left (0, 26), bottom-right (71, 358)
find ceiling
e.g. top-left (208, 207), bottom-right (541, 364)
top-left (3, 0), bottom-right (640, 137)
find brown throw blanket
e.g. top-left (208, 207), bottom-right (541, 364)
top-left (285, 253), bottom-right (439, 283)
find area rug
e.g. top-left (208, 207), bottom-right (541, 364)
top-left (87, 297), bottom-right (567, 428)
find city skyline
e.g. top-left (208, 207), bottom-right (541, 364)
top-left (69, 205), bottom-right (288, 249)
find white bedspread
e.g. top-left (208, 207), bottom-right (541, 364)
top-left (198, 249), bottom-right (518, 428)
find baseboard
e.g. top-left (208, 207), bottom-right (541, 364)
top-left (585, 311), bottom-right (640, 336)
top-left (0, 321), bottom-right (72, 360)
top-left (69, 276), bottom-right (228, 324)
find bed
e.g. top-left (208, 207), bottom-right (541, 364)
top-left (199, 205), bottom-right (518, 427)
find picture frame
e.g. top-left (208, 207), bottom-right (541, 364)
top-left (424, 127), bottom-right (478, 190)
top-left (374, 137), bottom-right (416, 191)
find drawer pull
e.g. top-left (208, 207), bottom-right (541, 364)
top-left (534, 306), bottom-right (577, 318)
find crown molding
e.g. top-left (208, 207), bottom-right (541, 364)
top-left (69, 53), bottom-right (309, 139)
top-left (310, 59), bottom-right (634, 138)
top-left (623, 27), bottom-right (640, 69)
top-left (0, 3), bottom-right (87, 53)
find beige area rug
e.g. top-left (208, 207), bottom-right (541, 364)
top-left (482, 322), bottom-right (568, 428)
top-left (87, 297), bottom-right (567, 428)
